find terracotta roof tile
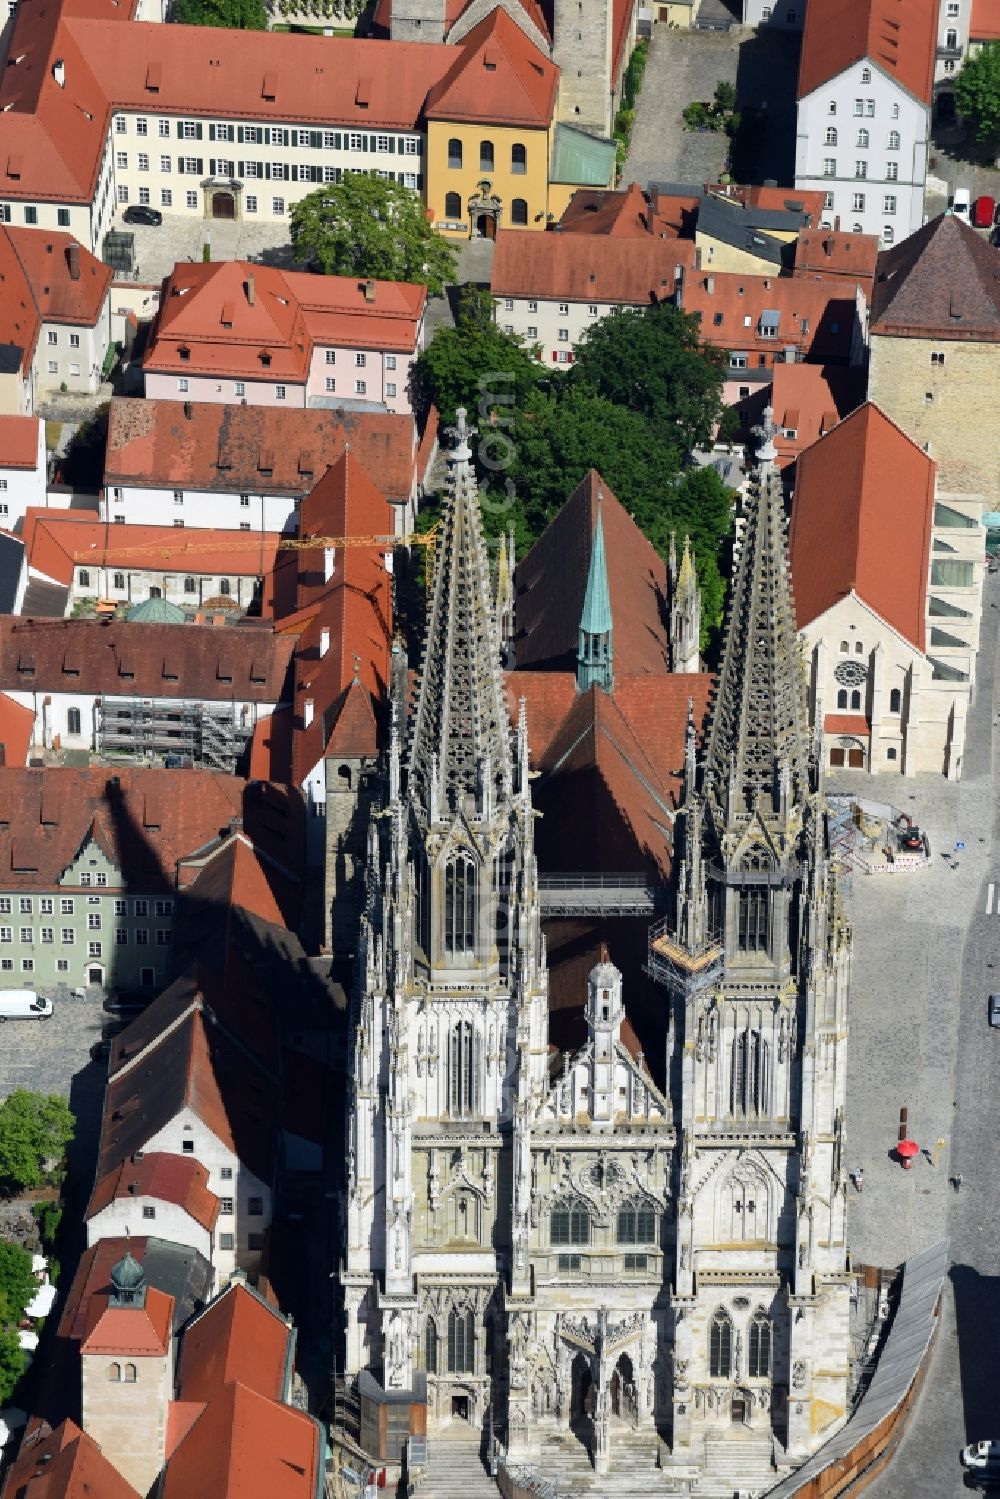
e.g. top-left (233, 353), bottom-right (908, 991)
top-left (870, 211), bottom-right (1000, 340)
top-left (769, 361), bottom-right (865, 469)
top-left (2, 1419), bottom-right (142, 1499)
top-left (86, 1152), bottom-right (220, 1232)
top-left (972, 0), bottom-right (1000, 40)
top-left (425, 9), bottom-right (557, 127)
top-left (176, 1282), bottom-right (290, 1405)
top-left (0, 691), bottom-right (35, 767)
top-left (183, 834), bottom-right (298, 930)
top-left (679, 267), bottom-right (860, 363)
top-left (515, 471), bottom-right (671, 676)
top-left (789, 400), bottom-right (936, 649)
top-left (0, 227), bottom-right (41, 373)
top-left (792, 227), bottom-right (879, 296)
top-left (162, 1381), bottom-right (320, 1499)
top-left (80, 1284), bottom-right (173, 1356)
top-left (104, 398), bottom-right (422, 507)
top-left (798, 0), bottom-right (937, 105)
top-left (558, 183), bottom-right (666, 237)
top-left (492, 229), bottom-right (694, 303)
top-left (0, 413), bottom-right (42, 467)
top-left (5, 225), bottom-right (110, 326)
top-left (824, 711), bottom-right (870, 732)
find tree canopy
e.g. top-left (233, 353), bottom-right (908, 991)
top-left (173, 0), bottom-right (267, 27)
top-left (0, 1241), bottom-right (35, 1404)
top-left (0, 1091), bottom-right (75, 1195)
top-left (410, 287), bottom-right (542, 431)
top-left (955, 43), bottom-right (1000, 147)
top-left (289, 176), bottom-right (457, 296)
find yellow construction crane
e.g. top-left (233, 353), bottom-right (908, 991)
top-left (71, 525), bottom-right (439, 569)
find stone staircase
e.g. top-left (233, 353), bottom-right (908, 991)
top-left (420, 1433), bottom-right (499, 1499)
top-left (532, 1424), bottom-right (667, 1497)
top-left (691, 1436), bottom-right (783, 1498)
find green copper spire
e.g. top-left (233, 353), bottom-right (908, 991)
top-left (577, 495), bottom-right (613, 692)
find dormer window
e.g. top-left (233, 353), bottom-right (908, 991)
top-left (178, 345), bottom-right (190, 361)
top-left (259, 351), bottom-right (271, 366)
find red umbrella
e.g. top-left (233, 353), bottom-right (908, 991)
top-left (897, 1139), bottom-right (920, 1170)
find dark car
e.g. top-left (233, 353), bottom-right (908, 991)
top-left (989, 995), bottom-right (1000, 1029)
top-left (122, 205), bottom-right (162, 227)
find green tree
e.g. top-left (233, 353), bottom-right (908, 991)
top-left (714, 79), bottom-right (737, 113)
top-left (571, 301), bottom-right (725, 454)
top-left (173, 0), bottom-right (267, 27)
top-left (665, 466), bottom-right (733, 638)
top-left (0, 1092), bottom-right (75, 1195)
top-left (290, 176), bottom-right (457, 296)
top-left (955, 42), bottom-right (1000, 148)
top-left (0, 1242), bottom-right (36, 1329)
top-left (0, 1328), bottom-right (23, 1406)
top-left (410, 286), bottom-right (543, 429)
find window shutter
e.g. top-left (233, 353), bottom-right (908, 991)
top-left (310, 130), bottom-right (321, 148)
top-left (178, 159), bottom-right (185, 174)
top-left (238, 161), bottom-right (245, 176)
top-left (362, 135), bottom-right (369, 151)
top-left (209, 158), bottom-right (216, 174)
top-left (263, 127), bottom-right (271, 146)
top-left (388, 137), bottom-right (395, 153)
top-left (264, 163), bottom-right (271, 179)
top-left (209, 124), bottom-right (216, 141)
top-left (290, 164), bottom-right (298, 182)
top-left (237, 125), bottom-right (244, 144)
top-left (176, 121), bottom-right (184, 138)
top-left (195, 123), bottom-right (203, 140)
top-left (417, 173), bottom-right (423, 191)
top-left (196, 158), bottom-right (203, 174)
top-left (290, 129), bottom-right (298, 147)
top-left (334, 132), bottom-right (341, 149)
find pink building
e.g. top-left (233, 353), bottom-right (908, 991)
top-left (142, 261), bottom-right (426, 417)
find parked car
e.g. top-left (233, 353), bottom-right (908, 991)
top-left (123, 204), bottom-right (163, 227)
top-left (0, 991), bottom-right (53, 1021)
top-left (962, 1440), bottom-right (1000, 1469)
top-left (973, 195), bottom-right (995, 229)
top-left (988, 994), bottom-right (1000, 1029)
top-left (951, 188), bottom-right (972, 222)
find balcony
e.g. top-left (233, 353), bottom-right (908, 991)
top-left (937, 43), bottom-right (963, 59)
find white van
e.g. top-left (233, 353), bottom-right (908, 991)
top-left (0, 991), bottom-right (53, 1021)
top-left (952, 187), bottom-right (972, 221)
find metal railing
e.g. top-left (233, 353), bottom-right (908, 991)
top-left (537, 872), bottom-right (667, 917)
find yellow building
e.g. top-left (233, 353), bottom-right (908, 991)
top-left (424, 9), bottom-right (614, 238)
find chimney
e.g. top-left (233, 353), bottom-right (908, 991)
top-left (246, 273), bottom-right (255, 306)
top-left (364, 278), bottom-right (376, 304)
top-left (66, 243), bottom-right (80, 280)
top-left (834, 215), bottom-right (841, 232)
top-left (52, 58), bottom-right (65, 87)
top-left (183, 401), bottom-right (193, 419)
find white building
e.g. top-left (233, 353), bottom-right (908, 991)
top-left (794, 0), bottom-right (937, 245)
top-left (85, 1152), bottom-right (220, 1286)
top-left (742, 0), bottom-right (805, 27)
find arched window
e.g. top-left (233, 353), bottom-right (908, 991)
top-left (731, 1028), bottom-right (769, 1116)
top-left (479, 139), bottom-right (494, 172)
top-left (889, 687), bottom-right (901, 714)
top-left (123, 1363), bottom-right (137, 1383)
top-left (449, 1018), bottom-right (479, 1117)
top-left (857, 127), bottom-right (869, 147)
top-left (723, 1167), bottom-right (767, 1239)
top-left (709, 1309), bottom-right (732, 1378)
top-left (219, 578), bottom-right (231, 596)
top-left (737, 885), bottom-right (769, 953)
top-left (888, 130), bottom-right (900, 149)
top-left (447, 1306), bottom-right (475, 1374)
top-left (149, 586), bottom-right (162, 599)
top-left (839, 640), bottom-right (849, 653)
top-left (511, 142), bottom-right (527, 174)
top-left (850, 689), bottom-right (861, 710)
top-left (444, 190), bottom-right (462, 218)
top-left (425, 1318), bottom-right (438, 1374)
top-left (748, 1313), bottom-right (772, 1377)
top-left (444, 856), bottom-right (476, 955)
top-left (825, 126), bottom-right (837, 145)
top-left (184, 576), bottom-right (196, 594)
top-left (107, 1361), bottom-right (122, 1382)
top-left (67, 706), bottom-right (82, 735)
top-left (447, 137), bottom-right (463, 169)
top-left (946, 26), bottom-right (957, 46)
top-left (855, 640), bottom-right (864, 654)
top-left (550, 1199), bottom-right (590, 1245)
top-left (510, 198), bottom-right (528, 226)
top-left (837, 689), bottom-right (848, 709)
top-left (617, 1199), bottom-right (657, 1244)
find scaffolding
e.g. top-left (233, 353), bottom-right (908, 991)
top-left (646, 915), bottom-right (723, 996)
top-left (97, 697), bottom-right (245, 772)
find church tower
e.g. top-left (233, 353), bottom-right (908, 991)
top-left (653, 410), bottom-right (852, 1471)
top-left (342, 411), bottom-right (549, 1431)
top-left (577, 496), bottom-right (613, 692)
top-left (670, 535), bottom-right (701, 675)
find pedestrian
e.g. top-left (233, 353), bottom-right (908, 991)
top-left (953, 1172), bottom-right (963, 1192)
top-left (855, 1168), bottom-right (864, 1194)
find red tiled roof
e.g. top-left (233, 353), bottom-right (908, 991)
top-left (769, 361), bottom-right (865, 469)
top-left (789, 400), bottom-right (936, 649)
top-left (515, 471), bottom-right (671, 677)
top-left (2, 1420), bottom-right (142, 1499)
top-left (679, 267), bottom-right (859, 363)
top-left (425, 9), bottom-right (558, 127)
top-left (492, 229), bottom-right (695, 303)
top-left (797, 0), bottom-right (937, 105)
top-left (162, 1380), bottom-right (320, 1499)
top-left (86, 1152), bottom-right (220, 1232)
top-left (558, 183), bottom-right (668, 237)
top-left (22, 510), bottom-right (281, 589)
top-left (869, 212), bottom-right (1000, 341)
top-left (611, 0), bottom-right (635, 88)
top-left (0, 691), bottom-right (35, 767)
top-left (824, 712), bottom-right (870, 733)
top-left (0, 227), bottom-right (41, 373)
top-left (6, 225), bottom-right (110, 326)
top-left (104, 398), bottom-right (421, 507)
top-left (97, 1007), bottom-right (278, 1185)
top-left (0, 766), bottom-right (301, 893)
top-left (0, 413), bottom-right (42, 467)
top-left (176, 1282), bottom-right (290, 1405)
top-left (0, 615), bottom-right (294, 702)
top-left (972, 0), bottom-right (1000, 40)
top-left (81, 1284), bottom-right (173, 1356)
top-left (709, 183), bottom-right (828, 220)
top-left (793, 227), bottom-right (879, 296)
top-left (181, 834), bottom-right (298, 930)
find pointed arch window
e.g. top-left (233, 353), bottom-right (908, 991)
top-left (425, 1318), bottom-right (438, 1374)
top-left (123, 1362), bottom-right (137, 1383)
top-left (737, 885), bottom-right (770, 953)
top-left (444, 855), bottom-right (476, 955)
top-left (107, 1361), bottom-right (122, 1382)
top-left (550, 1198), bottom-right (590, 1245)
top-left (617, 1198), bottom-right (657, 1244)
top-left (731, 1027), bottom-right (769, 1116)
top-left (449, 1018), bottom-right (479, 1117)
top-left (748, 1312), bottom-right (772, 1377)
top-left (447, 1306), bottom-right (475, 1374)
top-left (709, 1309), bottom-right (733, 1377)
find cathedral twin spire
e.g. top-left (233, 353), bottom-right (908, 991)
top-left (407, 410), bottom-right (514, 823)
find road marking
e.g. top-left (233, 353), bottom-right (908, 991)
top-left (989, 883), bottom-right (996, 916)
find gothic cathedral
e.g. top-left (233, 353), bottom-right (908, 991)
top-left (342, 410), bottom-right (853, 1486)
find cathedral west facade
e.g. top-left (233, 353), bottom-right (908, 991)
top-left (341, 409), bottom-right (854, 1488)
